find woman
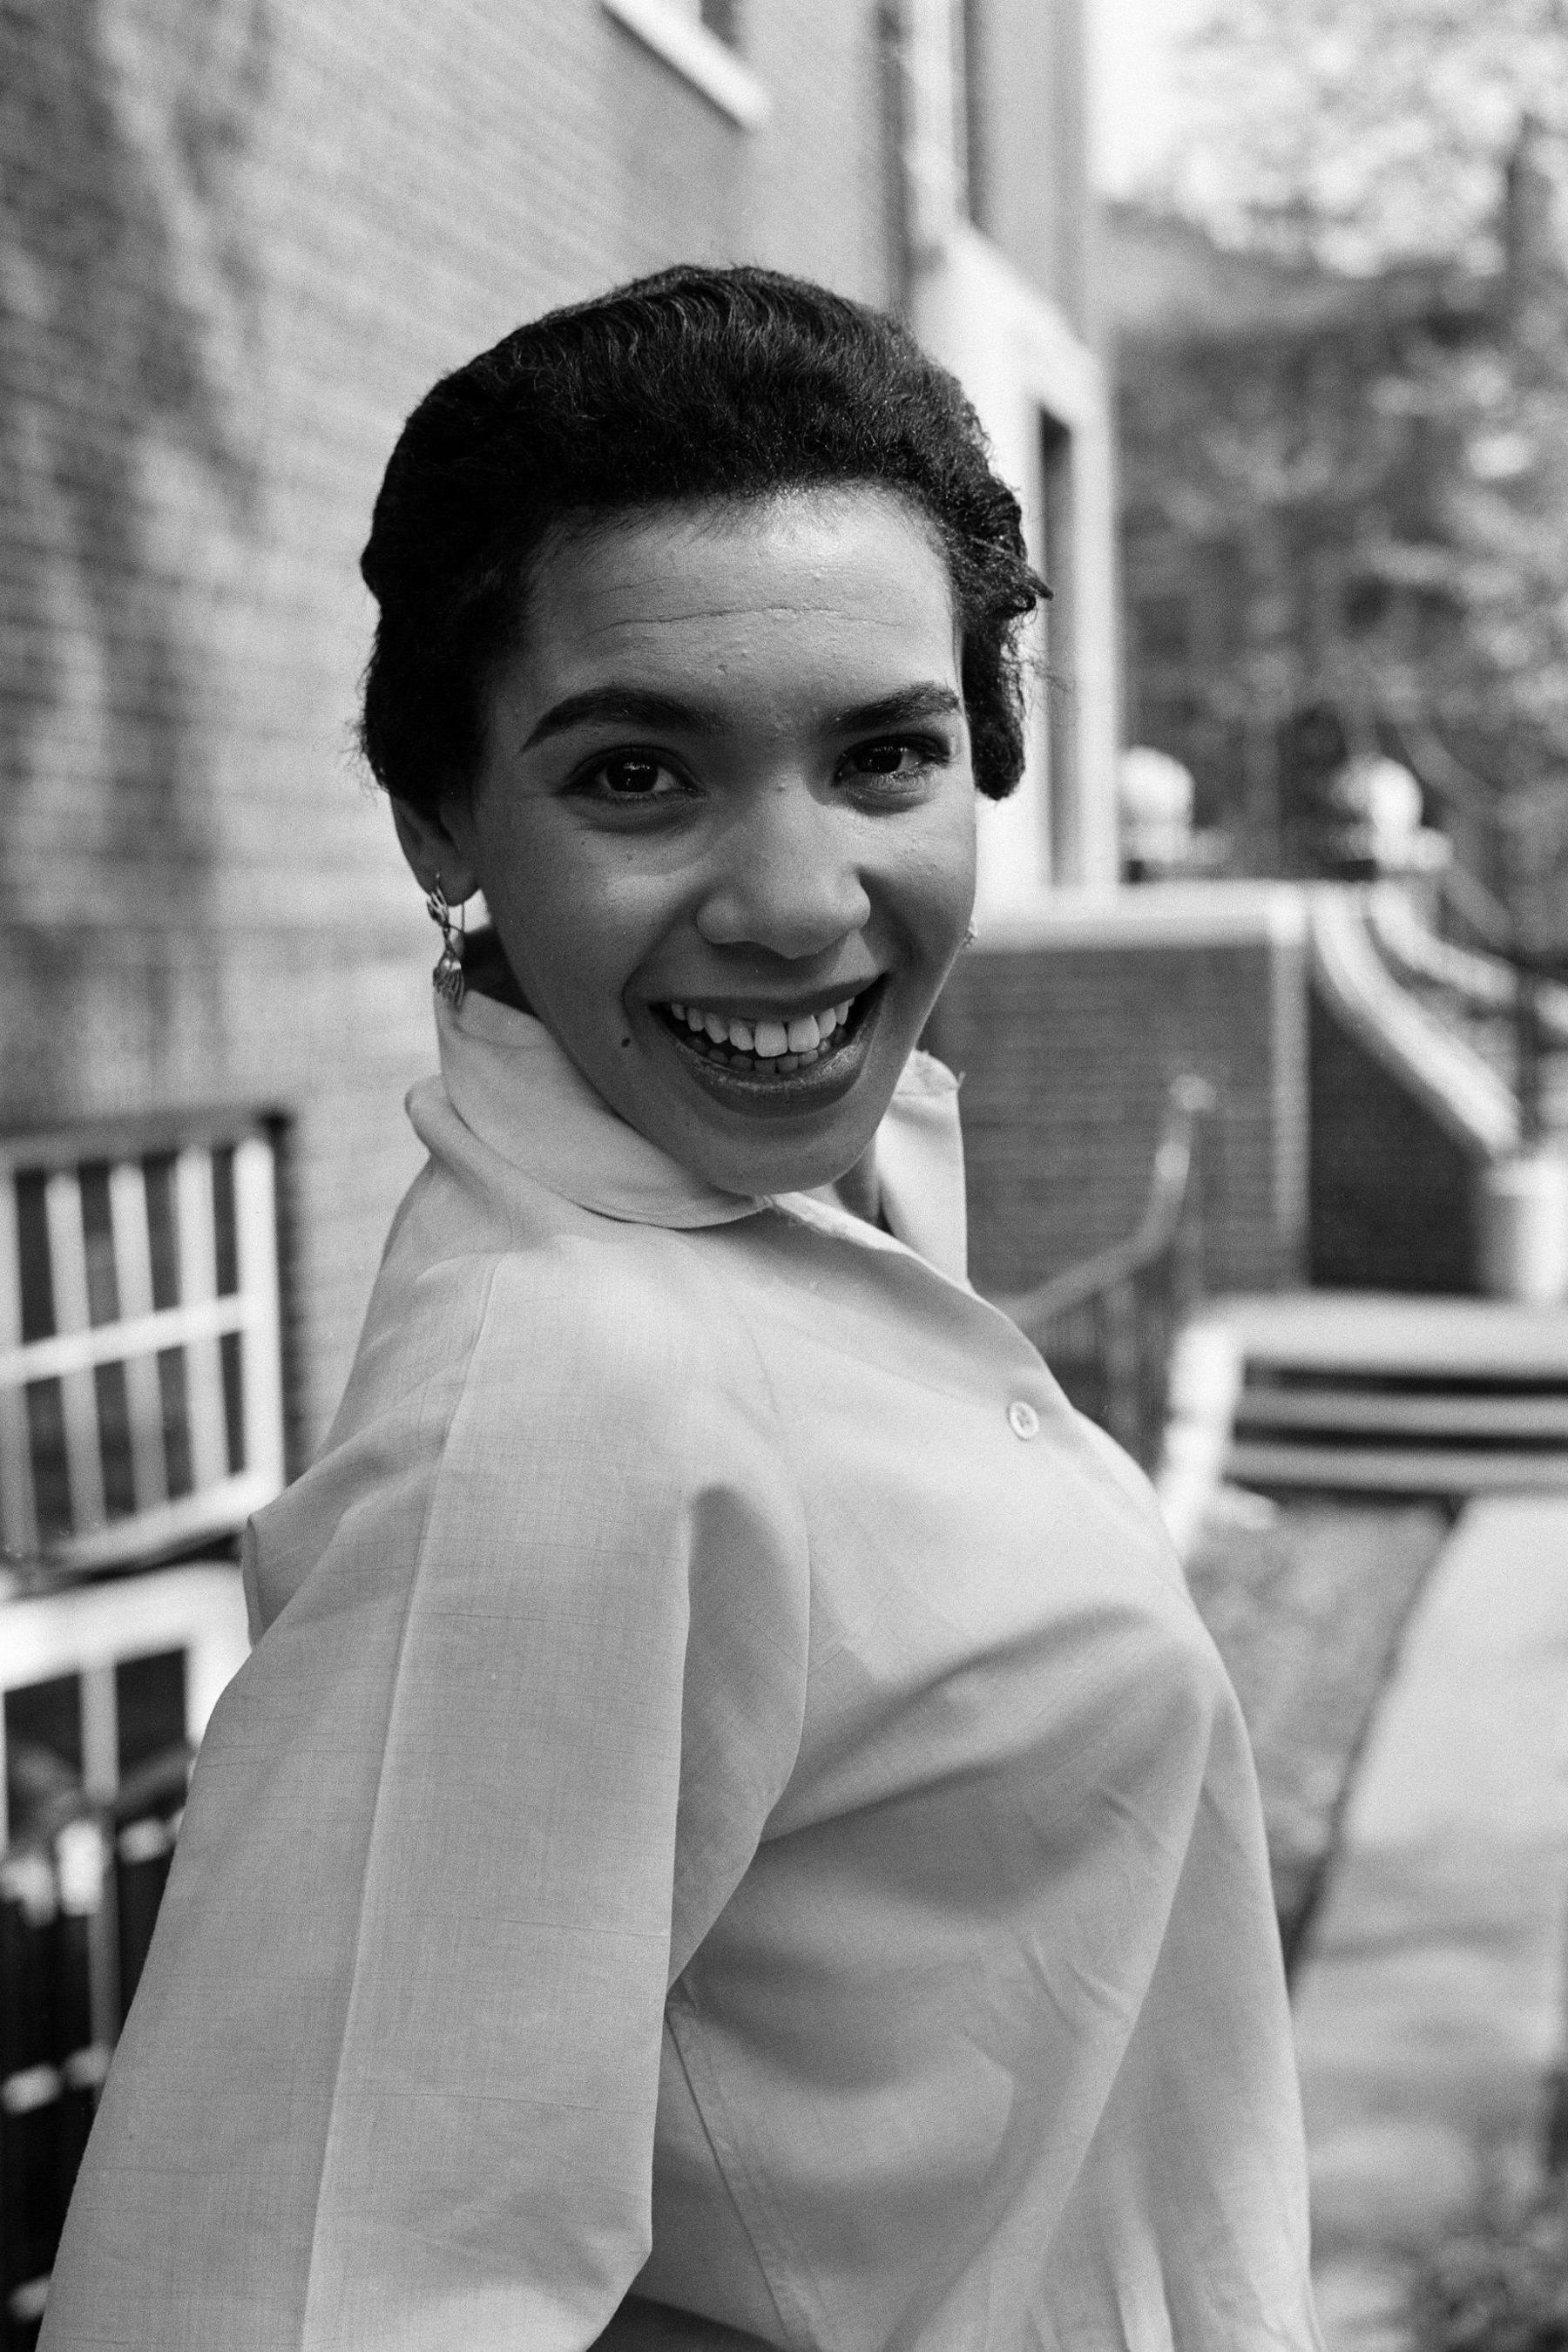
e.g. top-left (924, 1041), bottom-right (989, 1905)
top-left (44, 268), bottom-right (1321, 2350)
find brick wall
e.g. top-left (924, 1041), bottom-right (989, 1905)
top-left (934, 892), bottom-right (1313, 1300)
top-left (1308, 995), bottom-right (1479, 1292)
top-left (0, 0), bottom-right (907, 1454)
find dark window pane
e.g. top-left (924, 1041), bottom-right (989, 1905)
top-left (220, 1330), bottom-right (244, 1472)
top-left (5, 1673), bottom-right (83, 1846)
top-left (16, 1172), bottom-right (54, 1342)
top-left (213, 1146), bottom-right (238, 1297)
top-left (78, 1164), bottom-right (119, 1326)
top-left (115, 1652), bottom-right (186, 1778)
top-left (144, 1157), bottom-right (179, 1311)
top-left (24, 1378), bottom-right (70, 1539)
top-left (94, 1359), bottom-right (135, 1518)
top-left (156, 1349), bottom-right (193, 1498)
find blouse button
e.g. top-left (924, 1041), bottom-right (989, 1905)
top-left (1008, 1400), bottom-right (1040, 1441)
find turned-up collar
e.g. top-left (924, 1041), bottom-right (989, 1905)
top-left (409, 989), bottom-right (969, 1283)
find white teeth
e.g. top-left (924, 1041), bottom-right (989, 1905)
top-left (671, 997), bottom-right (858, 1059)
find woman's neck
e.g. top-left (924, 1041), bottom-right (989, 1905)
top-left (823, 1146), bottom-right (882, 1228)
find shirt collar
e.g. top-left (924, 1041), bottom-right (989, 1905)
top-left (414, 988), bottom-right (968, 1279)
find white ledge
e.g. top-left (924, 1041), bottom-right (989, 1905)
top-left (602, 0), bottom-right (771, 128)
top-left (971, 882), bottom-right (1312, 952)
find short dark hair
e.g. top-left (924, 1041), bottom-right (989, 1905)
top-left (359, 264), bottom-right (1044, 811)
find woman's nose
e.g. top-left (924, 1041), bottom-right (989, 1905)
top-left (694, 787), bottom-right (872, 959)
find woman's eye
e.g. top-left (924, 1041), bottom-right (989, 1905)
top-left (579, 753), bottom-right (688, 803)
top-left (840, 739), bottom-right (942, 786)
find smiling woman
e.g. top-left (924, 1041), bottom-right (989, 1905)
top-left (397, 490), bottom-right (976, 1200)
top-left (42, 270), bottom-right (1321, 2352)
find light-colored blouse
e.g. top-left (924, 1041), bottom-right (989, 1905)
top-left (44, 990), bottom-right (1321, 2352)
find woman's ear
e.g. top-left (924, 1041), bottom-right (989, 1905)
top-left (390, 797), bottom-right (481, 903)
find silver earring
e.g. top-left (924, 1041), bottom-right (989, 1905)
top-left (426, 874), bottom-right (466, 1007)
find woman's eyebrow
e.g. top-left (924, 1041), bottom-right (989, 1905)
top-left (520, 687), bottom-right (725, 750)
top-left (519, 679), bottom-right (964, 754)
top-left (828, 685), bottom-right (963, 733)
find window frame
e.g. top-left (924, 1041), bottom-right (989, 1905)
top-left (601, 0), bottom-right (771, 129)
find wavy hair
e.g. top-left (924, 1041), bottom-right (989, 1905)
top-left (360, 265), bottom-right (1044, 809)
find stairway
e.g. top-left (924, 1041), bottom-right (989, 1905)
top-left (1198, 1293), bottom-right (1568, 1497)
top-left (1364, 886), bottom-right (1568, 1142)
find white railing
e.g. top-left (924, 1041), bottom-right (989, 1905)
top-left (0, 1117), bottom-right (285, 1575)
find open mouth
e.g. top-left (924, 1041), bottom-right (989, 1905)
top-left (648, 983), bottom-right (883, 1110)
top-left (653, 982), bottom-right (877, 1078)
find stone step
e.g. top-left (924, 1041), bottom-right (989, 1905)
top-left (1193, 1294), bottom-right (1568, 1501)
top-left (1236, 1387), bottom-right (1568, 1440)
top-left (1210, 1292), bottom-right (1568, 1381)
top-left (1229, 1438), bottom-right (1568, 1496)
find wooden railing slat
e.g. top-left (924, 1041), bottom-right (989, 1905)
top-left (233, 1138), bottom-right (284, 1489)
top-left (0, 1177), bottom-right (38, 1559)
top-left (172, 1150), bottom-right (228, 1494)
top-left (106, 1165), bottom-right (168, 1515)
top-left (43, 1173), bottom-right (106, 1535)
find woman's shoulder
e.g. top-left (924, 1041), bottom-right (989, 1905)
top-left (308, 1183), bottom-right (789, 1563)
top-left (251, 1213), bottom-right (805, 1638)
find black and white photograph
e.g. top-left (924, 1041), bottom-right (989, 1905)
top-left (3, 4), bottom-right (1567, 2346)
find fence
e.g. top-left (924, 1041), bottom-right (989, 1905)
top-left (995, 1075), bottom-right (1215, 1470)
top-left (0, 1113), bottom-right (285, 1577)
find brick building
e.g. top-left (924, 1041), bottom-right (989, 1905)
top-left (1, 0), bottom-right (1118, 1462)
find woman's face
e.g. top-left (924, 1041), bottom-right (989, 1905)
top-left (413, 487), bottom-right (977, 1199)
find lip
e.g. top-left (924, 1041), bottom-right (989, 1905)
top-left (643, 977), bottom-right (887, 1122)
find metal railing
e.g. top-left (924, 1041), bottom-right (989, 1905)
top-left (0, 1561), bottom-right (248, 2342)
top-left (994, 1076), bottom-right (1216, 1470)
top-left (1, 1751), bottom-right (191, 2345)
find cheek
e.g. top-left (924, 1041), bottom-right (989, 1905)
top-left (900, 797), bottom-right (977, 929)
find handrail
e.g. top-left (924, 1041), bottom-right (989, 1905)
top-left (990, 1077), bottom-right (1216, 1476)
top-left (1369, 883), bottom-right (1568, 1043)
top-left (996, 1075), bottom-right (1216, 1340)
top-left (1308, 888), bottom-right (1517, 1159)
top-left (3, 1740), bottom-right (193, 1863)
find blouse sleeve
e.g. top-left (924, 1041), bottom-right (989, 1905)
top-left (41, 1246), bottom-right (811, 2352)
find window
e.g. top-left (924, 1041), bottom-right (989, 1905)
top-left (601, 0), bottom-right (770, 128)
top-left (0, 1112), bottom-right (287, 1574)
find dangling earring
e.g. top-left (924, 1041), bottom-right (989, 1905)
top-left (426, 874), bottom-right (466, 1008)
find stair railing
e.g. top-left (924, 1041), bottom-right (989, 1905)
top-left (994, 1076), bottom-right (1216, 1470)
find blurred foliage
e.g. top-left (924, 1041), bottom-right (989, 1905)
top-left (1120, 13), bottom-right (1568, 955)
top-left (1171, 0), bottom-right (1568, 274)
top-left (1408, 2178), bottom-right (1568, 2349)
